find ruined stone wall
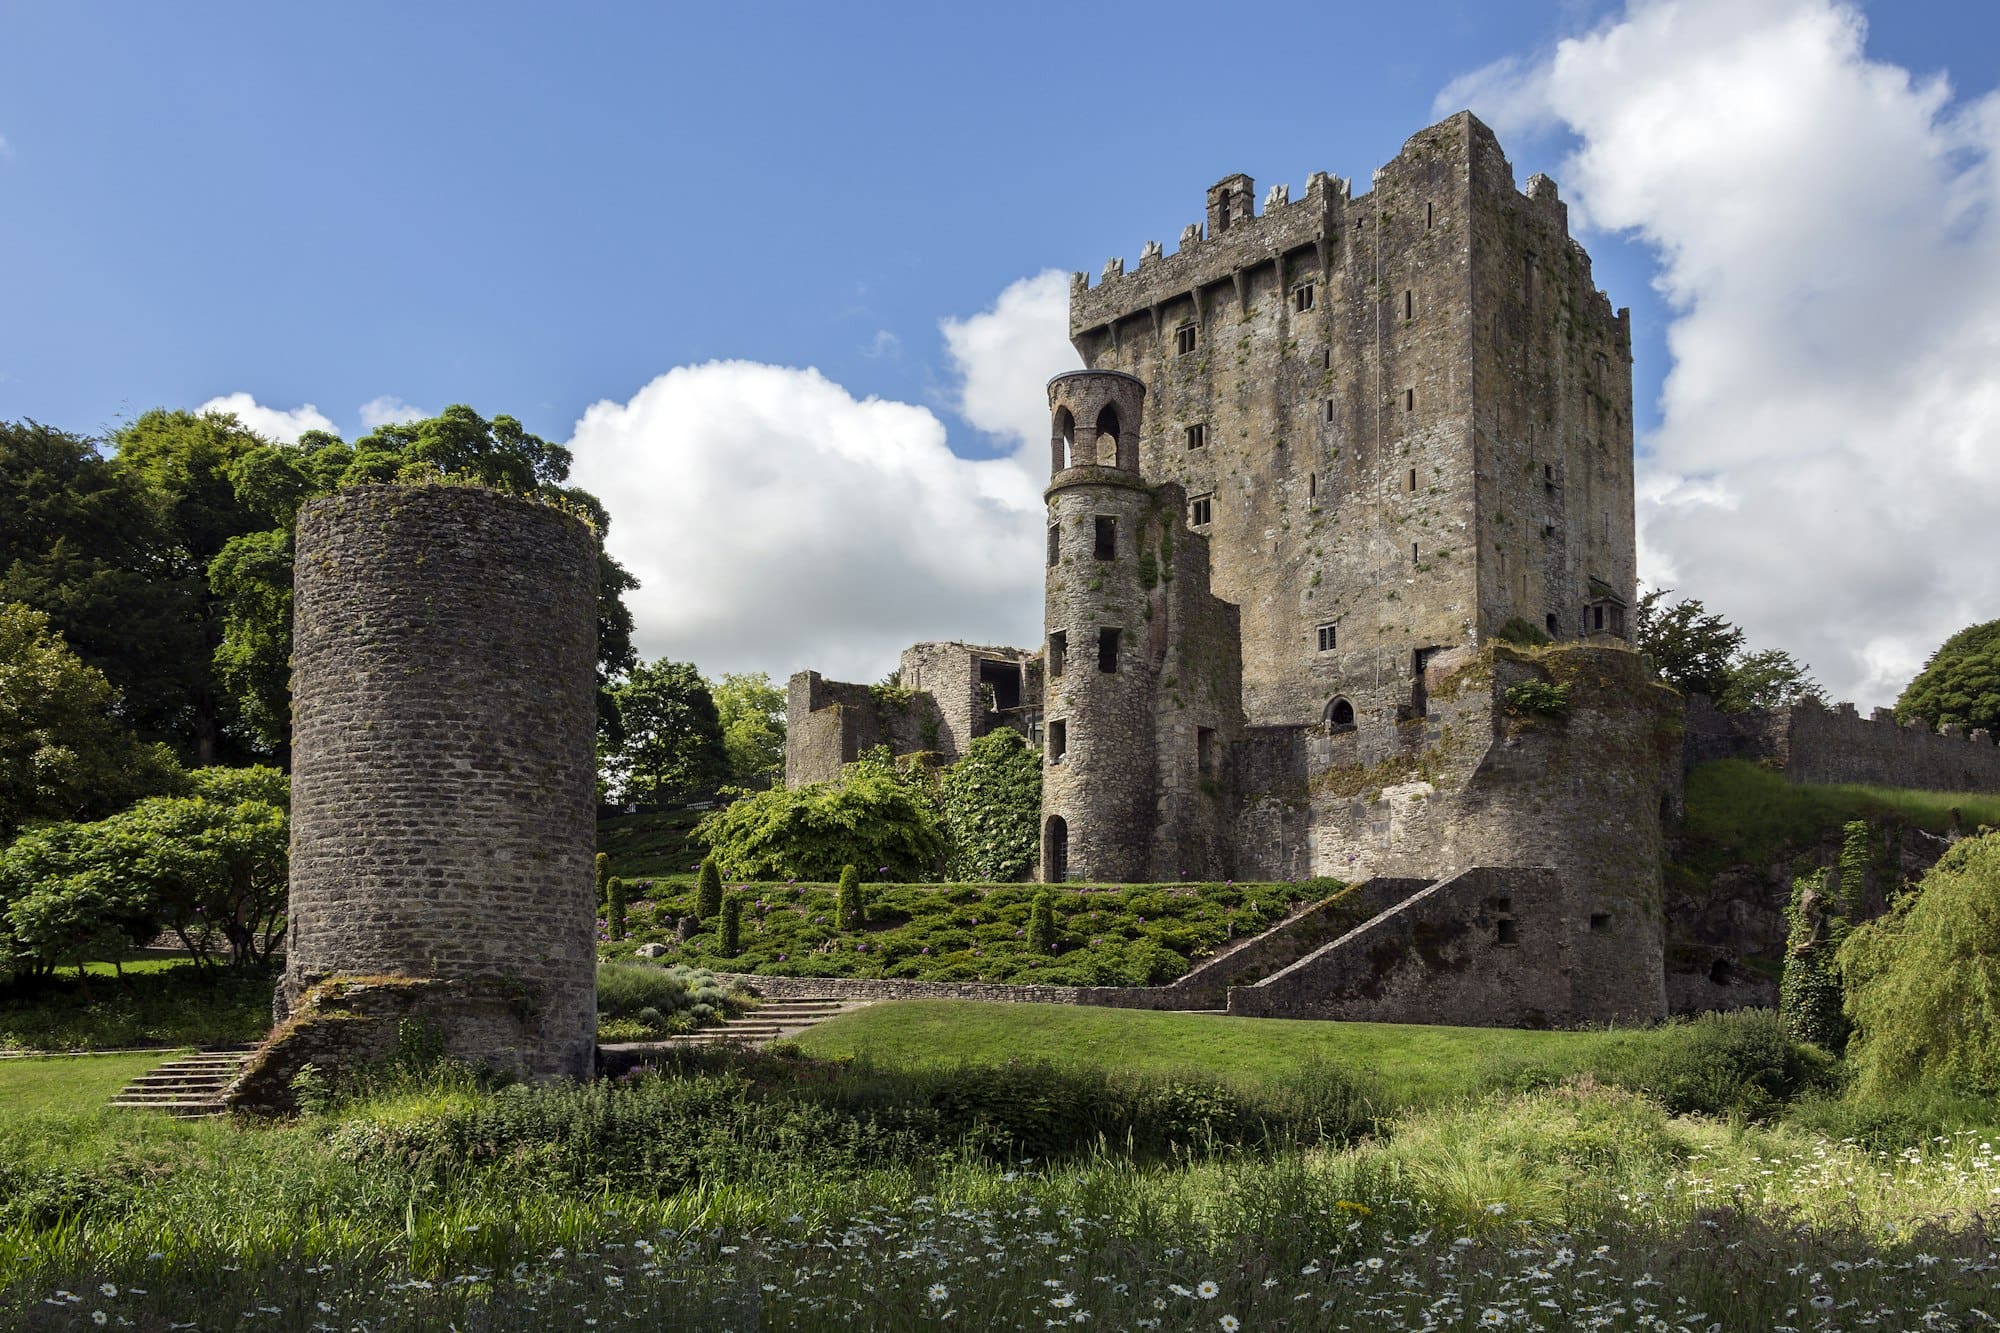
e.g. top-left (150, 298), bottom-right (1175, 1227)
top-left (1227, 868), bottom-right (1571, 1026)
top-left (899, 641), bottom-right (1039, 757)
top-left (278, 483), bottom-right (599, 1083)
top-left (783, 670), bottom-right (944, 788)
top-left (1303, 643), bottom-right (1678, 1022)
top-left (1783, 700), bottom-right (2000, 791)
top-left (1233, 725), bottom-right (1314, 881)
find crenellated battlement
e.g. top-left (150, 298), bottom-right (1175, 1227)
top-left (1685, 693), bottom-right (2000, 792)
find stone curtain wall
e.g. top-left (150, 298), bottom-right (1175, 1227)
top-left (783, 670), bottom-right (948, 788)
top-left (271, 484), bottom-right (600, 1088)
top-left (1682, 694), bottom-right (2000, 794)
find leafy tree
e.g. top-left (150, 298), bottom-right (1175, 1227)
top-left (693, 765), bottom-right (945, 882)
top-left (939, 729), bottom-right (1042, 882)
top-left (1840, 829), bottom-right (2000, 1096)
top-left (0, 821), bottom-right (157, 980)
top-left (607, 659), bottom-right (728, 806)
top-left (0, 603), bottom-right (182, 839)
top-left (711, 671), bottom-right (787, 788)
top-left (1637, 588), bottom-right (1743, 700)
top-left (1896, 618), bottom-right (2000, 736)
top-left (1637, 587), bottom-right (1824, 711)
top-left (0, 419), bottom-right (204, 745)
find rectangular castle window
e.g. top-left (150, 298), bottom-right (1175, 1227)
top-left (1293, 283), bottom-right (1315, 313)
top-left (1094, 515), bottom-right (1116, 560)
top-left (1322, 348), bottom-right (1332, 370)
top-left (1048, 631), bottom-right (1066, 678)
top-left (1048, 719), bottom-right (1066, 762)
top-left (1197, 726), bottom-right (1218, 777)
top-left (1412, 542), bottom-right (1420, 563)
top-left (1425, 201), bottom-right (1434, 229)
top-left (1324, 399), bottom-right (1336, 423)
top-left (1308, 472), bottom-right (1317, 500)
top-left (1317, 622), bottom-right (1337, 652)
top-left (1098, 627), bottom-right (1121, 674)
top-left (1590, 912), bottom-right (1611, 934)
top-left (1185, 422), bottom-right (1206, 450)
top-left (1497, 919), bottom-right (1519, 946)
top-left (1408, 468), bottom-right (1417, 492)
top-left (1175, 323), bottom-right (1198, 356)
top-left (1403, 289), bottom-right (1413, 320)
top-left (1190, 494), bottom-right (1213, 527)
top-left (1047, 523), bottom-right (1060, 567)
top-left (1404, 388), bottom-right (1415, 412)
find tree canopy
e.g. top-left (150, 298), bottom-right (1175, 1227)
top-left (1636, 588), bottom-right (1824, 712)
top-left (939, 729), bottom-right (1042, 882)
top-left (2, 405), bottom-right (639, 764)
top-left (712, 671), bottom-right (787, 789)
top-left (607, 659), bottom-right (729, 807)
top-left (0, 603), bottom-right (182, 840)
top-left (1895, 618), bottom-right (2000, 736)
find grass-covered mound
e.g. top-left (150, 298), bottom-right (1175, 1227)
top-left (596, 807), bottom-right (706, 885)
top-left (0, 960), bottom-right (273, 1052)
top-left (601, 878), bottom-right (1341, 984)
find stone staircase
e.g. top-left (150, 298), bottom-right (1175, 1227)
top-left (659, 997), bottom-right (865, 1047)
top-left (108, 1048), bottom-right (253, 1117)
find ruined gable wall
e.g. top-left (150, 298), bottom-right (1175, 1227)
top-left (783, 670), bottom-right (943, 788)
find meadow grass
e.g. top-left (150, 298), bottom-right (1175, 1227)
top-left (596, 807), bottom-right (707, 883)
top-left (0, 1053), bottom-right (168, 1116)
top-left (791, 1000), bottom-right (1663, 1107)
top-left (0, 966), bottom-right (274, 1052)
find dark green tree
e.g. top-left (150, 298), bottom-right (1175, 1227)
top-left (836, 863), bottom-right (864, 929)
top-left (1028, 890), bottom-right (1057, 954)
top-left (1719, 648), bottom-right (1827, 712)
top-left (711, 671), bottom-right (787, 788)
top-left (606, 876), bottom-right (627, 941)
top-left (0, 604), bottom-right (183, 839)
top-left (1896, 619), bottom-right (2000, 737)
top-left (0, 821), bottom-right (157, 980)
top-left (595, 852), bottom-right (613, 907)
top-left (1637, 588), bottom-right (1744, 700)
top-left (695, 769), bottom-right (944, 883)
top-left (939, 729), bottom-right (1042, 882)
top-left (696, 856), bottom-right (724, 922)
top-left (719, 894), bottom-right (742, 957)
top-left (607, 659), bottom-right (728, 807)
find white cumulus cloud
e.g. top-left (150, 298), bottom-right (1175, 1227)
top-left (196, 392), bottom-right (336, 444)
top-left (568, 273), bottom-right (1077, 684)
top-left (1440, 0), bottom-right (2000, 706)
top-left (358, 395), bottom-right (431, 431)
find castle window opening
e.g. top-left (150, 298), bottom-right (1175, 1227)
top-left (1048, 720), bottom-right (1067, 763)
top-left (1197, 726), bottom-right (1218, 777)
top-left (1095, 405), bottom-right (1121, 464)
top-left (979, 659), bottom-right (1022, 712)
top-left (1053, 406), bottom-right (1075, 472)
top-left (1322, 348), bottom-right (1332, 370)
top-left (1590, 912), bottom-right (1612, 934)
top-left (1185, 422), bottom-right (1206, 450)
top-left (1047, 523), bottom-right (1060, 567)
top-left (1293, 283), bottom-right (1315, 313)
top-left (1425, 201), bottom-right (1434, 229)
top-left (1324, 399), bottom-right (1337, 423)
top-left (1317, 623), bottom-right (1337, 652)
top-left (1175, 323), bottom-right (1198, 356)
top-left (1594, 604), bottom-right (1605, 632)
top-left (1708, 957), bottom-right (1733, 984)
top-left (1308, 472), bottom-right (1318, 499)
top-left (1325, 697), bottom-right (1356, 731)
top-left (1408, 468), bottom-right (1417, 492)
top-left (1545, 613), bottom-right (1559, 638)
top-left (1521, 572), bottom-right (1528, 600)
top-left (1412, 542), bottom-right (1420, 563)
top-left (1098, 627), bottom-right (1122, 674)
top-left (1094, 516), bottom-right (1117, 560)
top-left (1044, 815), bottom-right (1068, 882)
top-left (1495, 896), bottom-right (1512, 913)
top-left (1190, 494), bottom-right (1213, 527)
top-left (1542, 521), bottom-right (1556, 537)
top-left (1403, 290), bottom-right (1413, 320)
top-left (1048, 631), bottom-right (1066, 678)
top-left (1496, 918), bottom-right (1519, 946)
top-left (1403, 388), bottom-right (1415, 412)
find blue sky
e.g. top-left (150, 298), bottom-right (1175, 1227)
top-left (4, 1), bottom-right (1999, 705)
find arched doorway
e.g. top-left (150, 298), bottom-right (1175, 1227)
top-left (1044, 815), bottom-right (1068, 883)
top-left (1323, 697), bottom-right (1356, 732)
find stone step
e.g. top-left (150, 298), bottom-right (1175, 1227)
top-left (109, 1051), bottom-right (251, 1116)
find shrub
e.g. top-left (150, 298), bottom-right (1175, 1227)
top-left (1497, 616), bottom-right (1552, 647)
top-left (836, 865), bottom-right (864, 929)
top-left (594, 852), bottom-right (612, 907)
top-left (606, 876), bottom-right (627, 941)
top-left (596, 963), bottom-right (737, 1036)
top-left (1780, 862), bottom-right (1849, 1052)
top-left (696, 856), bottom-right (723, 922)
top-left (695, 766), bottom-right (944, 882)
top-left (1503, 678), bottom-right (1570, 718)
top-left (1028, 891), bottom-right (1056, 953)
top-left (1841, 830), bottom-right (2000, 1096)
top-left (720, 895), bottom-right (742, 957)
top-left (1613, 1009), bottom-right (1833, 1119)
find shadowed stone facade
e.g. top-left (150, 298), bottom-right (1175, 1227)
top-left (236, 484), bottom-right (600, 1106)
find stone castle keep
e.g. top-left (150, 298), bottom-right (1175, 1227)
top-left (788, 112), bottom-right (2000, 1027)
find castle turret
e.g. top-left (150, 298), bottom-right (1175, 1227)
top-left (1041, 371), bottom-right (1155, 883)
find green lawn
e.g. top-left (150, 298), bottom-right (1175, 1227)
top-left (0, 1051), bottom-right (169, 1117)
top-left (791, 999), bottom-right (1660, 1106)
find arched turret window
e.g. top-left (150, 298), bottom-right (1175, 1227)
top-left (1095, 404), bottom-right (1120, 466)
top-left (1324, 697), bottom-right (1356, 732)
top-left (1051, 407), bottom-right (1075, 474)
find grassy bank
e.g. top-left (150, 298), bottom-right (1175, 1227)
top-left (0, 1053), bottom-right (166, 1116)
top-left (0, 966), bottom-right (274, 1053)
top-left (596, 807), bottom-right (706, 884)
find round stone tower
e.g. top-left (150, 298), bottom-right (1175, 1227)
top-left (1041, 370), bottom-right (1157, 883)
top-left (280, 483), bottom-right (599, 1082)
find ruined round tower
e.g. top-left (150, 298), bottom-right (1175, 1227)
top-left (253, 483), bottom-right (600, 1096)
top-left (1040, 370), bottom-right (1158, 883)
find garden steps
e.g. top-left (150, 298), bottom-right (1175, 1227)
top-left (602, 998), bottom-right (869, 1060)
top-left (107, 1048), bottom-right (254, 1117)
